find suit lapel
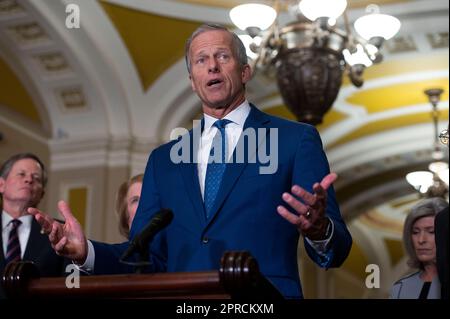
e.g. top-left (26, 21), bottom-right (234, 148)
top-left (178, 128), bottom-right (207, 226)
top-left (23, 218), bottom-right (46, 261)
top-left (0, 215), bottom-right (47, 267)
top-left (0, 213), bottom-right (4, 266)
top-left (205, 105), bottom-right (271, 225)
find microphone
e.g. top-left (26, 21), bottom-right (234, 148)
top-left (120, 208), bottom-right (173, 262)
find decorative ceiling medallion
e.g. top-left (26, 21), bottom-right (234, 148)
top-left (34, 52), bottom-right (71, 73)
top-left (0, 0), bottom-right (24, 16)
top-left (7, 22), bottom-right (49, 44)
top-left (336, 149), bottom-right (446, 190)
top-left (57, 87), bottom-right (88, 112)
top-left (385, 35), bottom-right (417, 53)
top-left (427, 32), bottom-right (449, 49)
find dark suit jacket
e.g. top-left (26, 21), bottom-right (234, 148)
top-left (92, 106), bottom-right (353, 298)
top-left (435, 207), bottom-right (449, 299)
top-left (0, 213), bottom-right (68, 298)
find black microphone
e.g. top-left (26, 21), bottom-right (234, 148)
top-left (120, 208), bottom-right (173, 262)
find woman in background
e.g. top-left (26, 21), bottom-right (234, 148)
top-left (116, 174), bottom-right (143, 239)
top-left (390, 197), bottom-right (448, 299)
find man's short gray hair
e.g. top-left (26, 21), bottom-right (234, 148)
top-left (403, 197), bottom-right (448, 269)
top-left (184, 23), bottom-right (248, 74)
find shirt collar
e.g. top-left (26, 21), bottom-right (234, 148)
top-left (203, 100), bottom-right (251, 131)
top-left (2, 210), bottom-right (33, 230)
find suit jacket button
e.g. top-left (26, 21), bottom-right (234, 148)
top-left (202, 237), bottom-right (209, 244)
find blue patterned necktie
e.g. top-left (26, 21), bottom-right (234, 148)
top-left (204, 119), bottom-right (232, 218)
top-left (5, 219), bottom-right (22, 265)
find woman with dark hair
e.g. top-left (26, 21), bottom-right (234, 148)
top-left (115, 174), bottom-right (143, 238)
top-left (390, 197), bottom-right (448, 299)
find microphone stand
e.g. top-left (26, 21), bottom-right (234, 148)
top-left (119, 208), bottom-right (173, 273)
top-left (135, 246), bottom-right (149, 274)
top-left (119, 244), bottom-right (151, 274)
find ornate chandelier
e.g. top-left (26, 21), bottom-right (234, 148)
top-left (229, 0), bottom-right (401, 125)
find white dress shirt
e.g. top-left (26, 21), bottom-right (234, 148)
top-left (2, 210), bottom-right (33, 258)
top-left (197, 101), bottom-right (251, 198)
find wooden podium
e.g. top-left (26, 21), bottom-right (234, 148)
top-left (2, 251), bottom-right (283, 299)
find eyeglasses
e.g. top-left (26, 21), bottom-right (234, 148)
top-left (439, 129), bottom-right (448, 145)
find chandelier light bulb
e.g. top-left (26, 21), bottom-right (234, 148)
top-left (438, 169), bottom-right (449, 186)
top-left (230, 4), bottom-right (277, 32)
top-left (354, 12), bottom-right (401, 40)
top-left (429, 161), bottom-right (449, 174)
top-left (406, 171), bottom-right (434, 192)
top-left (299, 0), bottom-right (347, 21)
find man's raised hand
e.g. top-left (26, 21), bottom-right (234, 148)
top-left (28, 200), bottom-right (88, 264)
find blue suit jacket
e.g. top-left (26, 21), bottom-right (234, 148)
top-left (93, 105), bottom-right (352, 298)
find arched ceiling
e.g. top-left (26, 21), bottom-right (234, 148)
top-left (100, 2), bottom-right (201, 91)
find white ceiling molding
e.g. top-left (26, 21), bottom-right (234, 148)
top-left (157, 88), bottom-right (202, 142)
top-left (103, 0), bottom-right (230, 24)
top-left (48, 136), bottom-right (129, 171)
top-left (26, 0), bottom-right (130, 140)
top-left (328, 121), bottom-right (448, 173)
top-left (340, 180), bottom-right (419, 220)
top-left (0, 1), bottom-right (109, 140)
top-left (0, 29), bottom-right (52, 135)
top-left (0, 104), bottom-right (48, 144)
top-left (0, 0), bottom-right (149, 171)
top-left (141, 58), bottom-right (193, 140)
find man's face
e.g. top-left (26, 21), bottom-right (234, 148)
top-left (0, 158), bottom-right (44, 208)
top-left (189, 30), bottom-right (251, 111)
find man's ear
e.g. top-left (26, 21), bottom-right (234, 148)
top-left (189, 74), bottom-right (197, 92)
top-left (241, 64), bottom-right (252, 84)
top-left (0, 177), bottom-right (5, 194)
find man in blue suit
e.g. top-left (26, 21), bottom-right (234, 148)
top-left (30, 24), bottom-right (352, 298)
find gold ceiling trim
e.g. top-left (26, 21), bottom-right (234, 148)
top-left (343, 52), bottom-right (449, 86)
top-left (100, 2), bottom-right (201, 91)
top-left (340, 241), bottom-right (369, 281)
top-left (0, 55), bottom-right (41, 124)
top-left (328, 110), bottom-right (449, 149)
top-left (264, 105), bottom-right (348, 130)
top-left (384, 238), bottom-right (405, 266)
top-left (360, 210), bottom-right (404, 233)
top-left (346, 78), bottom-right (449, 114)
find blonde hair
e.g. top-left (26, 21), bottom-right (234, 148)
top-left (184, 23), bottom-right (248, 74)
top-left (403, 197), bottom-right (448, 269)
top-left (115, 174), bottom-right (144, 238)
